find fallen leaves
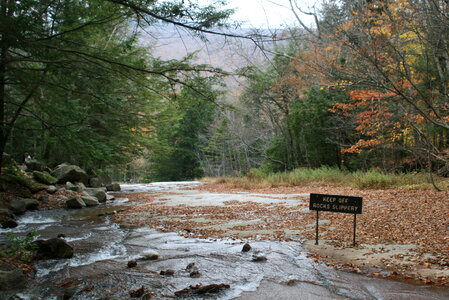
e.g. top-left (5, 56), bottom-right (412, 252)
top-left (114, 183), bottom-right (449, 285)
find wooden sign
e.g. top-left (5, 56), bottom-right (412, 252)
top-left (310, 193), bottom-right (362, 214)
top-left (309, 193), bottom-right (363, 246)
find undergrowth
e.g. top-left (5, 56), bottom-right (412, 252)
top-left (203, 167), bottom-right (448, 190)
top-left (0, 232), bottom-right (38, 262)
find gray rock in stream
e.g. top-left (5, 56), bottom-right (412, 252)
top-left (106, 183), bottom-right (121, 191)
top-left (66, 196), bottom-right (86, 209)
top-left (84, 188), bottom-right (107, 202)
top-left (35, 238), bottom-right (74, 259)
top-left (80, 195), bottom-right (100, 206)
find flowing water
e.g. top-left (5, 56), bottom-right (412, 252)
top-left (1, 182), bottom-right (448, 299)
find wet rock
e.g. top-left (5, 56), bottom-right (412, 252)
top-left (57, 234), bottom-right (66, 238)
top-left (22, 198), bottom-right (39, 210)
top-left (140, 252), bottom-right (160, 261)
top-left (252, 255), bottom-right (267, 262)
top-left (84, 188), bottom-right (107, 203)
top-left (0, 262), bottom-right (26, 290)
top-left (160, 269), bottom-right (175, 276)
top-left (287, 279), bottom-right (297, 286)
top-left (66, 196), bottom-right (86, 209)
top-left (129, 286), bottom-right (147, 298)
top-left (80, 195), bottom-right (99, 207)
top-left (33, 170), bottom-right (57, 185)
top-left (9, 198), bottom-right (27, 215)
top-left (35, 238), bottom-right (74, 259)
top-left (175, 284), bottom-right (230, 297)
top-left (53, 164), bottom-right (88, 184)
top-left (47, 185), bottom-right (57, 194)
top-left (0, 216), bottom-right (18, 228)
top-left (127, 260), bottom-right (137, 268)
top-left (106, 183), bottom-right (121, 191)
top-left (186, 262), bottom-right (195, 271)
top-left (242, 243), bottom-right (251, 252)
top-left (189, 270), bottom-right (201, 278)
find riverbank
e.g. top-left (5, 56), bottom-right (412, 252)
top-left (115, 182), bottom-right (449, 286)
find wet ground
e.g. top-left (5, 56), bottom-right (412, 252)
top-left (1, 182), bottom-right (449, 299)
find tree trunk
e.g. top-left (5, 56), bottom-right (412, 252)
top-left (0, 0), bottom-right (9, 174)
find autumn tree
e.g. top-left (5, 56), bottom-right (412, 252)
top-left (310, 0), bottom-right (449, 172)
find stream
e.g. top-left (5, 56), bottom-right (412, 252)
top-left (1, 182), bottom-right (449, 299)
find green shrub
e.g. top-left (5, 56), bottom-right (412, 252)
top-left (3, 232), bottom-right (38, 262)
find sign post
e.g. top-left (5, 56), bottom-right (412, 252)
top-left (309, 193), bottom-right (363, 246)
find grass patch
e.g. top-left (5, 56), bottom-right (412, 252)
top-left (351, 170), bottom-right (395, 189)
top-left (203, 167), bottom-right (448, 190)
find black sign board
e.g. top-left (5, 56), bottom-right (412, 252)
top-left (310, 193), bottom-right (363, 214)
top-left (309, 193), bottom-right (363, 246)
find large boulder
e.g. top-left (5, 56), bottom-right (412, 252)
top-left (33, 171), bottom-right (57, 185)
top-left (84, 188), bottom-right (107, 203)
top-left (21, 198), bottom-right (39, 210)
top-left (106, 183), bottom-right (121, 192)
top-left (66, 196), bottom-right (86, 209)
top-left (0, 262), bottom-right (26, 290)
top-left (53, 164), bottom-right (88, 184)
top-left (9, 198), bottom-right (27, 215)
top-left (35, 238), bottom-right (74, 259)
top-left (80, 195), bottom-right (99, 207)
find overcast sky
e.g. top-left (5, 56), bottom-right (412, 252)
top-left (224, 0), bottom-right (318, 28)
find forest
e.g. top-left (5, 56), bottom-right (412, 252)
top-left (1, 0), bottom-right (449, 184)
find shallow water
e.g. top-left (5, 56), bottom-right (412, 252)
top-left (1, 182), bottom-right (448, 299)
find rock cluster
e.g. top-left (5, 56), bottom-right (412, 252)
top-left (0, 153), bottom-right (121, 215)
top-left (0, 153), bottom-right (124, 291)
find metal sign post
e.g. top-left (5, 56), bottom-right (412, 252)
top-left (310, 193), bottom-right (363, 246)
top-left (315, 210), bottom-right (319, 245)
